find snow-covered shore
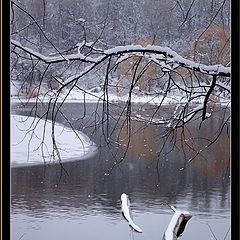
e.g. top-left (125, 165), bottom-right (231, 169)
top-left (11, 87), bottom-right (230, 106)
top-left (10, 86), bottom-right (230, 167)
top-left (11, 114), bottom-right (97, 167)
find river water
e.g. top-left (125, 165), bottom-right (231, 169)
top-left (11, 102), bottom-right (230, 240)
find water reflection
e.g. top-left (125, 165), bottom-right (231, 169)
top-left (11, 102), bottom-right (230, 240)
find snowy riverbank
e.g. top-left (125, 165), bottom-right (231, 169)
top-left (11, 87), bottom-right (230, 106)
top-left (11, 114), bottom-right (97, 167)
top-left (10, 87), bottom-right (230, 167)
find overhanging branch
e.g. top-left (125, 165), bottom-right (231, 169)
top-left (11, 39), bottom-right (230, 78)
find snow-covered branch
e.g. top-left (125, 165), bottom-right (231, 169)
top-left (11, 39), bottom-right (98, 64)
top-left (121, 193), bottom-right (143, 233)
top-left (163, 206), bottom-right (192, 240)
top-left (133, 105), bottom-right (209, 129)
top-left (11, 40), bottom-right (230, 77)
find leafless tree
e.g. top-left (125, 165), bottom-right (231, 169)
top-left (10, 0), bottom-right (230, 174)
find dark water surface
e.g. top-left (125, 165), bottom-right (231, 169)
top-left (11, 102), bottom-right (230, 240)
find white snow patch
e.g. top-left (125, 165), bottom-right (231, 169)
top-left (11, 114), bottom-right (97, 167)
top-left (9, 87), bottom-right (196, 105)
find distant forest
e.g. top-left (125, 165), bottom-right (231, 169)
top-left (11, 0), bottom-right (230, 96)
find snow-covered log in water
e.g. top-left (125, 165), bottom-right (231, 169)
top-left (162, 206), bottom-right (192, 240)
top-left (120, 193), bottom-right (143, 233)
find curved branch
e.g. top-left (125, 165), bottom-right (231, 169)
top-left (11, 40), bottom-right (230, 78)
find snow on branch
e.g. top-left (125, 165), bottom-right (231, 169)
top-left (11, 40), bottom-right (230, 77)
top-left (162, 206), bottom-right (192, 240)
top-left (134, 105), bottom-right (210, 129)
top-left (11, 39), bottom-right (98, 64)
top-left (103, 45), bottom-right (230, 77)
top-left (121, 193), bottom-right (143, 233)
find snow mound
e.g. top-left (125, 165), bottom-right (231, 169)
top-left (11, 115), bottom-right (97, 167)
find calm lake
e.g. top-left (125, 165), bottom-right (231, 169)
top-left (11, 102), bottom-right (230, 240)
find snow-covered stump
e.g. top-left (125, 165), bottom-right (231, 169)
top-left (162, 206), bottom-right (192, 240)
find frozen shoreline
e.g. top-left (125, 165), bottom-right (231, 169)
top-left (10, 88), bottom-right (230, 167)
top-left (10, 88), bottom-right (231, 106)
top-left (11, 114), bottom-right (97, 167)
